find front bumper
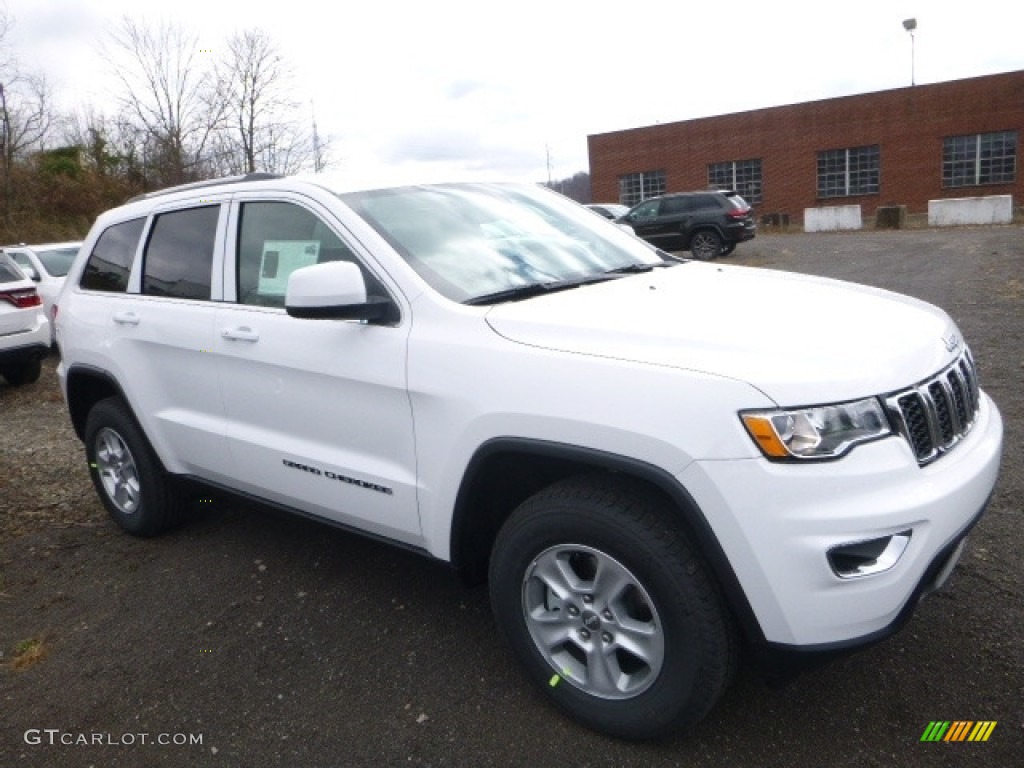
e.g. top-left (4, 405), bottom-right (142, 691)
top-left (678, 390), bottom-right (1002, 649)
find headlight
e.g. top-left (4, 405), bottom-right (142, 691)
top-left (740, 398), bottom-right (891, 460)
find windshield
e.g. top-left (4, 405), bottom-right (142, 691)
top-left (339, 183), bottom-right (667, 303)
top-left (35, 246), bottom-right (80, 277)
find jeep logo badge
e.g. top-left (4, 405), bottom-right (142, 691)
top-left (943, 333), bottom-right (960, 353)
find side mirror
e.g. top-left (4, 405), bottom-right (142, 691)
top-left (285, 261), bottom-right (392, 322)
top-left (22, 265), bottom-right (40, 281)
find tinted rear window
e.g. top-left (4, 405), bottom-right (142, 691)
top-left (81, 218), bottom-right (146, 292)
top-left (143, 206), bottom-right (219, 301)
top-left (693, 195), bottom-right (724, 211)
top-left (660, 197), bottom-right (692, 215)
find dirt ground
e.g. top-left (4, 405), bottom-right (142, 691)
top-left (1, 226), bottom-right (1021, 767)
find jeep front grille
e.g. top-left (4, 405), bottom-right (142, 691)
top-left (885, 349), bottom-right (980, 465)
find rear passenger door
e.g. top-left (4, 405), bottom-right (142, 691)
top-left (656, 196), bottom-right (694, 249)
top-left (213, 195), bottom-right (420, 546)
top-left (72, 201), bottom-right (233, 480)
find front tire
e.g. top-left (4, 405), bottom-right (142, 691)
top-left (84, 397), bottom-right (188, 537)
top-left (689, 230), bottom-right (722, 261)
top-left (489, 474), bottom-right (737, 739)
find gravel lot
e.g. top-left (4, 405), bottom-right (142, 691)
top-left (1, 226), bottom-right (1021, 767)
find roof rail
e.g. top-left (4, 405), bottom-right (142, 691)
top-left (126, 173), bottom-right (284, 204)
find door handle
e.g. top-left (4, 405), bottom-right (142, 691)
top-left (112, 311), bottom-right (140, 326)
top-left (221, 326), bottom-right (260, 342)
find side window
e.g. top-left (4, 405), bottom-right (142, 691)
top-left (660, 197), bottom-right (691, 215)
top-left (236, 201), bottom-right (381, 308)
top-left (142, 206), bottom-right (220, 300)
top-left (631, 200), bottom-right (660, 220)
top-left (0, 253), bottom-right (24, 282)
top-left (80, 218), bottom-right (146, 293)
top-left (10, 253), bottom-right (35, 277)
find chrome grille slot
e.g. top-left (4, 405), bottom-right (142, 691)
top-left (928, 380), bottom-right (954, 443)
top-left (885, 349), bottom-right (980, 465)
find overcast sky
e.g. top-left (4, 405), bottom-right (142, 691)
top-left (3, 0), bottom-right (1023, 186)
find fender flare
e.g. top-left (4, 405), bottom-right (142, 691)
top-left (450, 437), bottom-right (766, 644)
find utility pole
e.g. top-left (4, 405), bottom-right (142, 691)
top-left (311, 101), bottom-right (323, 173)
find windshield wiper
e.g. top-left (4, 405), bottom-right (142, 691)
top-left (603, 259), bottom-right (679, 275)
top-left (464, 273), bottom-right (619, 306)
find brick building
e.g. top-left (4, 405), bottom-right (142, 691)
top-left (587, 70), bottom-right (1023, 226)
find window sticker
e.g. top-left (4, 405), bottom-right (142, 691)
top-left (257, 240), bottom-right (320, 296)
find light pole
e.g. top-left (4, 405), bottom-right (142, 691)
top-left (902, 18), bottom-right (917, 86)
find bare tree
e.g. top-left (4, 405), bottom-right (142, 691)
top-left (104, 17), bottom-right (222, 187)
top-left (1, 6), bottom-right (56, 222)
top-left (0, 5), bottom-right (12, 74)
top-left (1, 73), bottom-right (54, 161)
top-left (212, 28), bottom-right (314, 175)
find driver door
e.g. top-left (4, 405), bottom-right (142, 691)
top-left (213, 195), bottom-right (420, 546)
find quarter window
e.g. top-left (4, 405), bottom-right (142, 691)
top-left (142, 206), bottom-right (220, 300)
top-left (943, 131), bottom-right (1016, 187)
top-left (817, 145), bottom-right (880, 198)
top-left (708, 159), bottom-right (763, 205)
top-left (619, 170), bottom-right (666, 207)
top-left (80, 218), bottom-right (146, 293)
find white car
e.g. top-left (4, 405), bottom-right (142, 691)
top-left (0, 251), bottom-right (49, 386)
top-left (585, 203), bottom-right (635, 235)
top-left (55, 174), bottom-right (1002, 739)
top-left (4, 242), bottom-right (82, 344)
top-left (585, 202), bottom-right (630, 220)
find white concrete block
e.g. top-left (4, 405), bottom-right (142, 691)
top-left (928, 195), bottom-right (1013, 226)
top-left (803, 205), bottom-right (863, 233)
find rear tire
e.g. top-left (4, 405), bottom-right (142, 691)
top-left (84, 397), bottom-right (188, 537)
top-left (689, 230), bottom-right (722, 261)
top-left (2, 356), bottom-right (42, 386)
top-left (489, 474), bottom-right (737, 739)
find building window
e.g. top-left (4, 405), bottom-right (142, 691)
top-left (619, 170), bottom-right (666, 207)
top-left (817, 145), bottom-right (880, 198)
top-left (708, 159), bottom-right (762, 205)
top-left (943, 131), bottom-right (1016, 187)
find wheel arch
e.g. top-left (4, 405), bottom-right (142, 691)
top-left (449, 437), bottom-right (765, 644)
top-left (65, 364), bottom-right (131, 441)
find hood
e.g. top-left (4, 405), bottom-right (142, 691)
top-left (485, 262), bottom-right (959, 405)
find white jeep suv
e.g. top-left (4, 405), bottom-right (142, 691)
top-left (55, 174), bottom-right (1002, 739)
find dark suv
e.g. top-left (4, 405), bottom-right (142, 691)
top-left (618, 190), bottom-right (756, 259)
